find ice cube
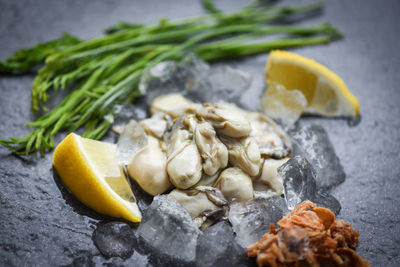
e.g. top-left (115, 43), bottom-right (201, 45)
top-left (261, 83), bottom-right (308, 129)
top-left (91, 251), bottom-right (149, 267)
top-left (187, 65), bottom-right (252, 104)
top-left (229, 196), bottom-right (288, 248)
top-left (196, 221), bottom-right (249, 267)
top-left (289, 124), bottom-right (346, 190)
top-left (137, 195), bottom-right (200, 264)
top-left (92, 222), bottom-right (135, 259)
top-left (139, 61), bottom-right (189, 107)
top-left (139, 55), bottom-right (209, 107)
top-left (279, 156), bottom-right (317, 210)
top-left (116, 120), bottom-right (148, 165)
top-left (279, 155), bottom-right (341, 214)
top-left (181, 53), bottom-right (210, 86)
top-left (111, 102), bottom-right (149, 135)
top-left (139, 55), bottom-right (251, 108)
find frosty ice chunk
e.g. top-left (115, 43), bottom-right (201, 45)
top-left (196, 221), bottom-right (249, 267)
top-left (279, 155), bottom-right (341, 214)
top-left (279, 156), bottom-right (317, 210)
top-left (139, 55), bottom-right (251, 106)
top-left (92, 222), bottom-right (135, 259)
top-left (139, 55), bottom-right (209, 107)
top-left (188, 65), bottom-right (252, 103)
top-left (139, 61), bottom-right (188, 94)
top-left (92, 252), bottom-right (149, 267)
top-left (137, 195), bottom-right (200, 263)
top-left (229, 196), bottom-right (288, 248)
top-left (290, 124), bottom-right (346, 190)
top-left (139, 61), bottom-right (190, 108)
top-left (116, 120), bottom-right (148, 165)
top-left (262, 82), bottom-right (308, 129)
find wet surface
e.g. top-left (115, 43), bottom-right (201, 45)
top-left (1, 0), bottom-right (400, 266)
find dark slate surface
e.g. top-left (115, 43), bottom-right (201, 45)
top-left (1, 0), bottom-right (400, 266)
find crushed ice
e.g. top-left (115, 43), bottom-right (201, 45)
top-left (229, 196), bottom-right (288, 248)
top-left (92, 222), bottom-right (135, 259)
top-left (139, 54), bottom-right (252, 105)
top-left (116, 120), bottom-right (148, 165)
top-left (289, 124), bottom-right (346, 190)
top-left (137, 195), bottom-right (200, 264)
top-left (279, 155), bottom-right (341, 215)
top-left (196, 221), bottom-right (249, 267)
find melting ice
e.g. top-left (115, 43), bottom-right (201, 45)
top-left (279, 155), bottom-right (341, 215)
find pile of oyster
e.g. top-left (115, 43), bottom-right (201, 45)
top-left (121, 93), bottom-right (292, 228)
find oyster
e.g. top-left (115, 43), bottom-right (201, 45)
top-left (127, 136), bottom-right (172, 196)
top-left (197, 103), bottom-right (251, 138)
top-left (183, 113), bottom-right (198, 133)
top-left (169, 186), bottom-right (228, 228)
top-left (247, 112), bottom-right (291, 159)
top-left (150, 93), bottom-right (199, 119)
top-left (253, 158), bottom-right (290, 195)
top-left (139, 113), bottom-right (172, 139)
top-left (195, 120), bottom-right (228, 176)
top-left (165, 116), bottom-right (202, 189)
top-left (215, 167), bottom-right (254, 202)
top-left (195, 171), bottom-right (221, 187)
top-left (220, 135), bottom-right (261, 177)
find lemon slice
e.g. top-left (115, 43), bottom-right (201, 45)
top-left (53, 133), bottom-right (141, 222)
top-left (264, 50), bottom-right (359, 117)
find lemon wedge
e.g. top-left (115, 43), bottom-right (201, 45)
top-left (264, 50), bottom-right (359, 117)
top-left (53, 133), bottom-right (141, 222)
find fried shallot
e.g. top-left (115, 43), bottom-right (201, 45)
top-left (247, 201), bottom-right (370, 267)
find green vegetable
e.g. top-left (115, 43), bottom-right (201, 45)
top-left (0, 33), bottom-right (81, 73)
top-left (0, 1), bottom-right (342, 156)
top-left (202, 0), bottom-right (221, 14)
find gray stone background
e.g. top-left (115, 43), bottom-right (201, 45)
top-left (0, 0), bottom-right (399, 266)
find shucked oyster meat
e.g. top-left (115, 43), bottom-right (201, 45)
top-left (169, 186), bottom-right (228, 229)
top-left (220, 135), bottom-right (262, 177)
top-left (165, 116), bottom-right (202, 189)
top-left (197, 103), bottom-right (252, 138)
top-left (195, 120), bottom-right (228, 176)
top-left (127, 135), bottom-right (171, 196)
top-left (254, 158), bottom-right (290, 195)
top-left (214, 167), bottom-right (254, 202)
top-left (123, 93), bottom-right (292, 225)
top-left (247, 112), bottom-right (291, 159)
top-left (139, 112), bottom-right (172, 139)
top-left (150, 93), bottom-right (199, 119)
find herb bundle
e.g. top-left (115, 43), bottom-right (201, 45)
top-left (0, 1), bottom-right (341, 156)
